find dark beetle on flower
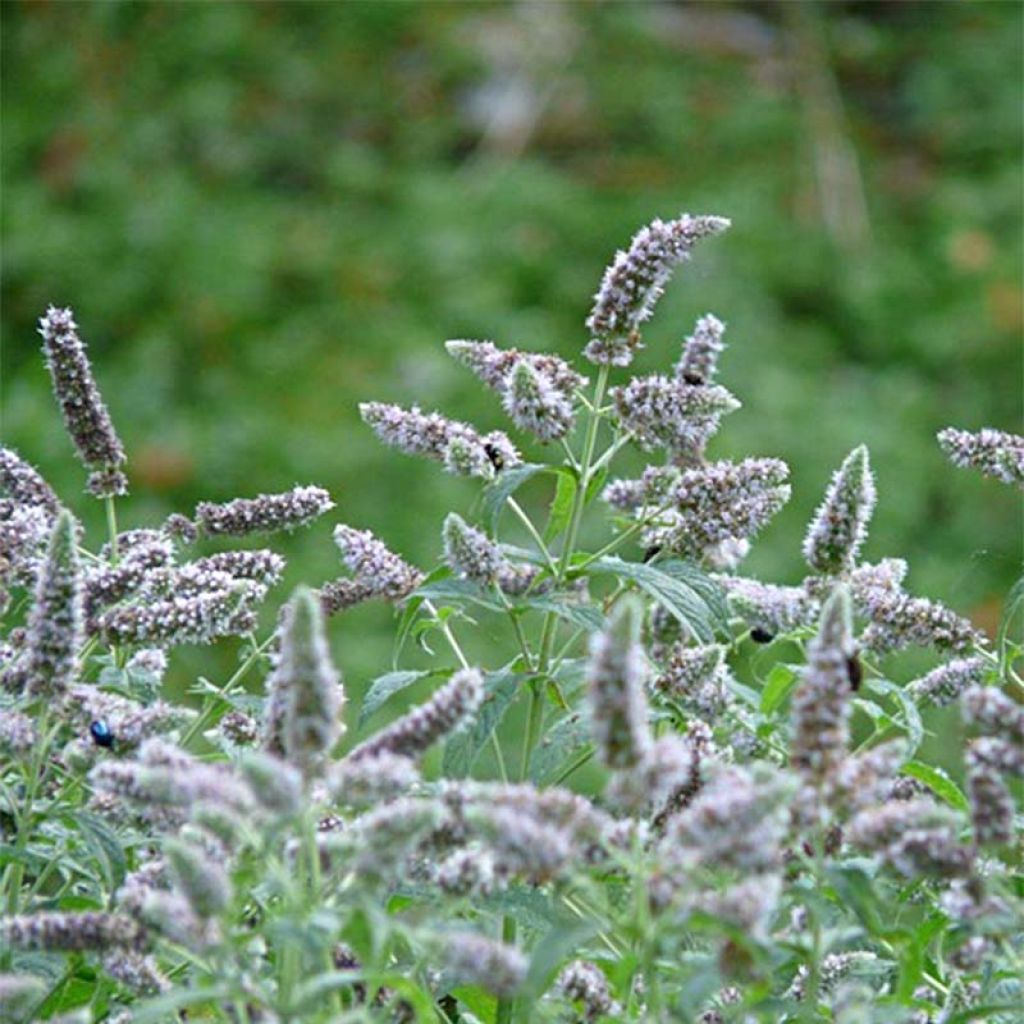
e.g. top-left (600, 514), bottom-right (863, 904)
top-left (89, 720), bottom-right (114, 749)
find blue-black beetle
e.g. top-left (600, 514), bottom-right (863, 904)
top-left (89, 720), bottom-right (114, 748)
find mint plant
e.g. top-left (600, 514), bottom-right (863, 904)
top-left (1, 214), bottom-right (1021, 1024)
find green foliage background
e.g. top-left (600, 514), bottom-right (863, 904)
top-left (2, 1), bottom-right (1021, 696)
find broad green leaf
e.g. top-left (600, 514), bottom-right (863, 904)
top-left (900, 761), bottom-right (969, 812)
top-left (358, 669), bottom-right (437, 727)
top-left (544, 467), bottom-right (578, 542)
top-left (519, 594), bottom-right (603, 631)
top-left (482, 463), bottom-right (549, 532)
top-left (482, 885), bottom-right (557, 930)
top-left (588, 556), bottom-right (719, 642)
top-left (415, 576), bottom-right (505, 612)
top-left (442, 667), bottom-right (521, 778)
top-left (530, 711), bottom-right (592, 784)
top-left (760, 663), bottom-right (799, 715)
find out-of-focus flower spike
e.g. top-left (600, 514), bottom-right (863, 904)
top-left (164, 837), bottom-right (231, 919)
top-left (102, 950), bottom-right (170, 996)
top-left (347, 667), bottom-right (483, 763)
top-left (0, 974), bottom-right (46, 1019)
top-left (585, 213), bottom-right (731, 366)
top-left (0, 709), bottom-right (38, 755)
top-left (38, 306), bottom-right (128, 497)
top-left (557, 960), bottom-right (620, 1022)
top-left (790, 588), bottom-right (854, 791)
top-left (803, 446), bottom-right (876, 575)
top-left (1, 911), bottom-right (145, 952)
top-left (438, 931), bottom-right (528, 998)
top-left (656, 643), bottom-right (732, 719)
top-left (22, 510), bottom-right (83, 699)
top-left (586, 597), bottom-right (651, 770)
top-left (329, 750), bottom-right (420, 807)
top-left (237, 751), bottom-right (303, 815)
top-left (338, 796), bottom-right (445, 881)
top-left (965, 743), bottom-right (1014, 845)
top-left (263, 587), bottom-right (345, 780)
top-left (716, 576), bottom-right (817, 636)
top-left (0, 447), bottom-right (60, 516)
top-left (502, 359), bottom-right (575, 441)
top-left (960, 685), bottom-right (1024, 749)
top-left (675, 313), bottom-right (727, 386)
top-left (937, 427), bottom-right (1024, 488)
top-left (194, 485), bottom-right (333, 537)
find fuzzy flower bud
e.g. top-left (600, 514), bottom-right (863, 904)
top-left (848, 799), bottom-right (973, 879)
top-left (557, 960), bottom-right (619, 1022)
top-left (586, 598), bottom-right (651, 770)
top-left (0, 708), bottom-right (38, 755)
top-left (22, 510), bottom-right (83, 699)
top-left (339, 796), bottom-right (445, 880)
top-left (439, 932), bottom-right (528, 998)
top-left (164, 837), bottom-right (231, 919)
top-left (192, 549), bottom-right (286, 586)
top-left (858, 588), bottom-right (982, 656)
top-left (960, 685), bottom-right (1024, 748)
top-left (326, 524), bottom-right (423, 612)
top-left (502, 358), bottom-right (575, 441)
top-left (907, 656), bottom-right (989, 708)
top-left (611, 374), bottom-right (740, 457)
top-left (446, 339), bottom-right (585, 396)
top-left (237, 751), bottom-right (303, 815)
top-left (803, 446), bottom-right (876, 574)
top-left (790, 588), bottom-right (854, 789)
top-left (650, 458), bottom-right (791, 556)
top-left (937, 427), bottom-right (1024, 488)
top-left (465, 804), bottom-right (574, 881)
top-left (585, 214), bottom-right (731, 366)
top-left (0, 447), bottom-right (60, 516)
top-left (360, 402), bottom-right (520, 478)
top-left (194, 485), bottom-right (333, 537)
top-left (443, 513), bottom-right (506, 583)
top-left (656, 643), bottom-right (732, 719)
top-left (716, 576), bottom-right (817, 635)
top-left (329, 750), bottom-right (421, 807)
top-left (347, 667), bottom-right (483, 763)
top-left (675, 313), bottom-right (727, 386)
top-left (663, 762), bottom-right (793, 874)
top-left (38, 306), bottom-right (127, 496)
top-left (965, 744), bottom-right (1014, 846)
top-left (1, 911), bottom-right (144, 952)
top-left (263, 587), bottom-right (345, 779)
top-left (102, 950), bottom-right (170, 996)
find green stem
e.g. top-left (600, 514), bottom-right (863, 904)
top-left (104, 494), bottom-right (120, 565)
top-left (180, 634), bottom-right (274, 747)
top-left (495, 915), bottom-right (518, 1024)
top-left (506, 496), bottom-right (558, 577)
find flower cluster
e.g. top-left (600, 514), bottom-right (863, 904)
top-left (1, 215), bottom-right (1018, 1024)
top-left (937, 426), bottom-right (1024, 488)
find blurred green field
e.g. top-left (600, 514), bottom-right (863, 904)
top-left (2, 1), bottom-right (1021, 703)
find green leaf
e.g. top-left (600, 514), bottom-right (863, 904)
top-left (415, 576), bottom-right (505, 612)
top-left (530, 711), bottom-right (592, 784)
top-left (482, 885), bottom-right (557, 931)
top-left (358, 669), bottom-right (438, 728)
top-left (760, 663), bottom-right (799, 715)
top-left (865, 678), bottom-right (925, 759)
top-left (524, 915), bottom-right (599, 998)
top-left (69, 810), bottom-right (126, 893)
top-left (588, 556), bottom-right (720, 642)
top-left (518, 594), bottom-right (603, 631)
top-left (544, 467), bottom-right (578, 542)
top-left (482, 463), bottom-right (549, 532)
top-left (900, 761), bottom-right (969, 812)
top-left (442, 667), bottom-right (521, 778)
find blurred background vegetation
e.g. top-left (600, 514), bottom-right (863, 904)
top-left (2, 1), bottom-right (1021, 717)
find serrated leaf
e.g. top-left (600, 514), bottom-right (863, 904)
top-left (442, 667), bottom-right (521, 778)
top-left (760, 663), bottom-right (799, 715)
top-left (482, 463), bottom-right (549, 532)
top-left (358, 669), bottom-right (437, 728)
top-left (415, 576), bottom-right (505, 612)
top-left (588, 556), bottom-right (719, 642)
top-left (900, 761), bottom-right (969, 812)
top-left (530, 711), bottom-right (592, 784)
top-left (518, 594), bottom-right (604, 631)
top-left (481, 885), bottom-right (557, 930)
top-left (544, 467), bottom-right (578, 542)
